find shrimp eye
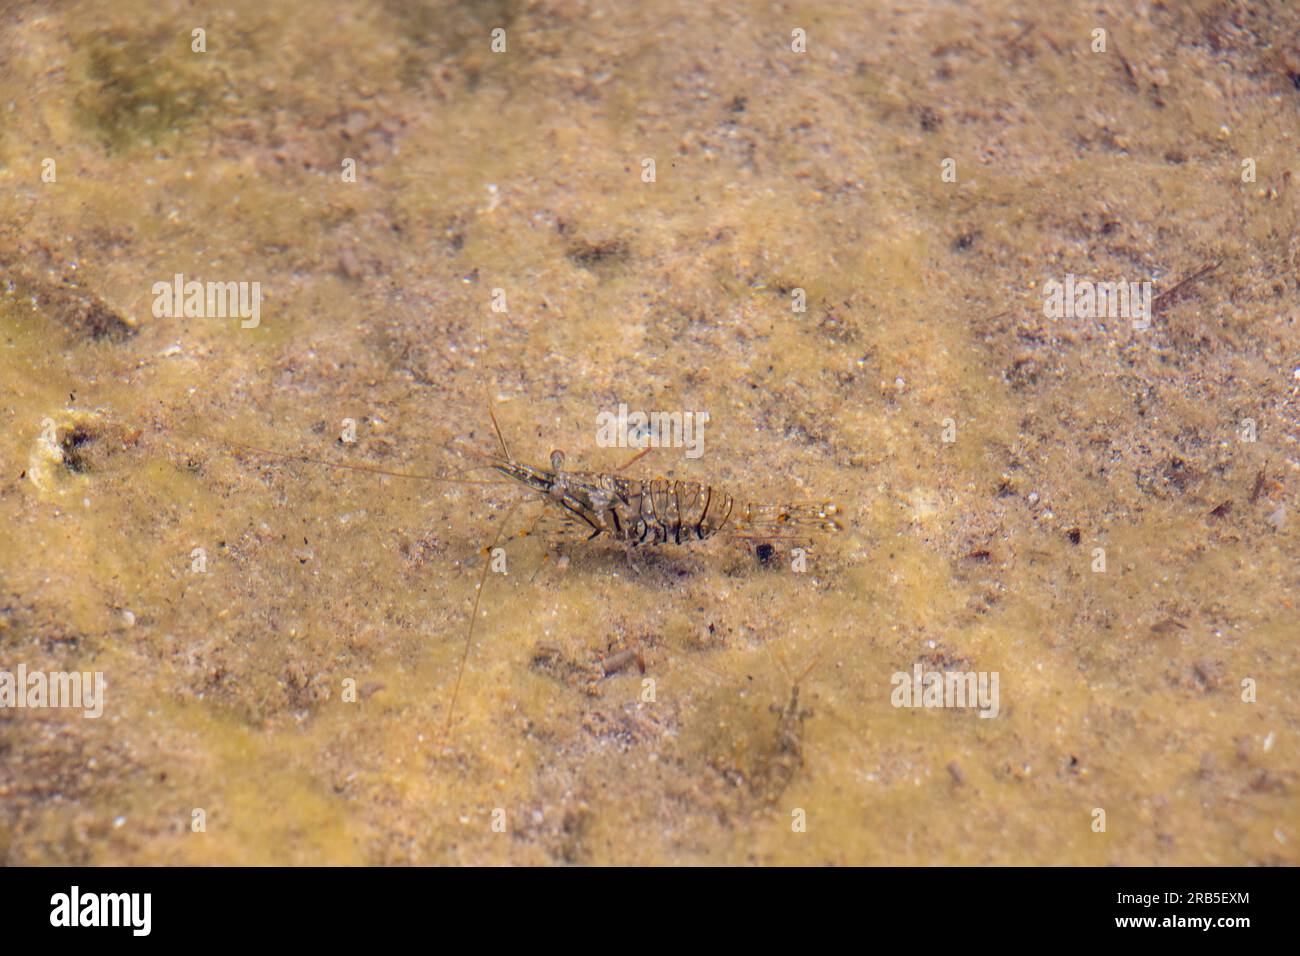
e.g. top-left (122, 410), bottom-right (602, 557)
top-left (550, 449), bottom-right (566, 471)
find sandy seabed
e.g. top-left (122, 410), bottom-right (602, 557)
top-left (0, 0), bottom-right (1297, 865)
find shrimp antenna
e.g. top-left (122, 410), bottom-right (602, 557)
top-left (176, 426), bottom-right (510, 487)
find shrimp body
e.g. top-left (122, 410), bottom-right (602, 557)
top-left (488, 455), bottom-right (839, 547)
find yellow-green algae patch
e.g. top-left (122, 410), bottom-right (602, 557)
top-left (1, 0), bottom-right (1297, 865)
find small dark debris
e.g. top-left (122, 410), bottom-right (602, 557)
top-left (59, 425), bottom-right (94, 473)
top-left (599, 648), bottom-right (645, 677)
top-left (727, 94), bottom-right (747, 112)
top-left (402, 531), bottom-right (442, 567)
top-left (1162, 456), bottom-right (1191, 493)
top-left (1004, 356), bottom-right (1039, 389)
top-left (952, 230), bottom-right (978, 251)
top-left (964, 549), bottom-right (991, 563)
top-left (1152, 260), bottom-right (1220, 317)
top-left (917, 647), bottom-right (972, 672)
top-left (755, 543), bottom-right (775, 565)
top-left (1208, 499), bottom-right (1233, 519)
top-left (1248, 468), bottom-right (1267, 503)
top-left (1150, 618), bottom-right (1188, 638)
top-left (1248, 769), bottom-right (1286, 794)
top-left (818, 309), bottom-right (857, 343)
top-left (1116, 48), bottom-right (1138, 90)
top-left (567, 238), bottom-right (628, 270)
top-left (79, 296), bottom-right (134, 341)
top-left (1066, 528), bottom-right (1081, 545)
top-left (1192, 660), bottom-right (1223, 692)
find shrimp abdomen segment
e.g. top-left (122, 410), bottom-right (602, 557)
top-left (491, 457), bottom-right (838, 548)
top-left (530, 471), bottom-right (738, 546)
top-left (606, 476), bottom-right (735, 545)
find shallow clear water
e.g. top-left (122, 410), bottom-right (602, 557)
top-left (1, 0), bottom-right (1296, 864)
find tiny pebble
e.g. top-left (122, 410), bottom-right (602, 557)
top-left (338, 249), bottom-right (363, 279)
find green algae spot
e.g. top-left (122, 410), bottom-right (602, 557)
top-left (76, 31), bottom-right (216, 153)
